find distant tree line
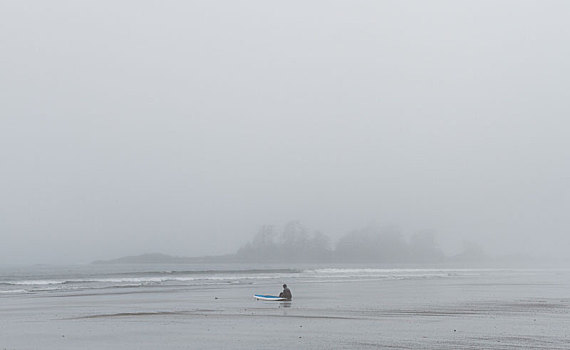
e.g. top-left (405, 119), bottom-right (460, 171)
top-left (236, 222), bottom-right (332, 262)
top-left (235, 221), bottom-right (445, 263)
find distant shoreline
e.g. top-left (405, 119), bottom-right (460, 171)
top-left (92, 253), bottom-right (238, 264)
top-left (92, 252), bottom-right (538, 265)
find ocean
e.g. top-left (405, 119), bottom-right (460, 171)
top-left (1, 263), bottom-right (569, 349)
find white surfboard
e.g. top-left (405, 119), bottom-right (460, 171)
top-left (254, 294), bottom-right (287, 301)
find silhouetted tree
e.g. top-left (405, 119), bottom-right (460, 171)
top-left (236, 221), bottom-right (332, 262)
top-left (335, 225), bottom-right (409, 262)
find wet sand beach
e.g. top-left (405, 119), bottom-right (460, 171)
top-left (1, 266), bottom-right (569, 349)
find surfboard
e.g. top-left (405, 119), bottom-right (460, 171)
top-left (254, 294), bottom-right (287, 301)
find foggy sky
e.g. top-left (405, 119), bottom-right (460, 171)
top-left (1, 1), bottom-right (569, 264)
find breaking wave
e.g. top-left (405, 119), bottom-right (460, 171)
top-left (0, 266), bottom-right (529, 296)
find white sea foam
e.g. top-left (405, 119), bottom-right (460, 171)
top-left (1, 266), bottom-right (553, 296)
top-left (0, 272), bottom-right (299, 293)
top-left (0, 289), bottom-right (29, 294)
top-left (7, 280), bottom-right (66, 286)
top-left (305, 268), bottom-right (451, 278)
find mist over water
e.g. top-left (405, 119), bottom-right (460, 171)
top-left (1, 1), bottom-right (570, 265)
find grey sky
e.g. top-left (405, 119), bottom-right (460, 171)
top-left (1, 1), bottom-right (569, 264)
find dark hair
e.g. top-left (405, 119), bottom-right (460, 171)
top-left (283, 284), bottom-right (287, 288)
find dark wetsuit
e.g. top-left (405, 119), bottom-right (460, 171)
top-left (279, 287), bottom-right (292, 300)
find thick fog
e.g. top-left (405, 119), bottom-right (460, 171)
top-left (1, 1), bottom-right (569, 264)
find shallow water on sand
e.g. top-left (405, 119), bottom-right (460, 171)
top-left (1, 264), bottom-right (569, 349)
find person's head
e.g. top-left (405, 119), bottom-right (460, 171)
top-left (283, 284), bottom-right (287, 288)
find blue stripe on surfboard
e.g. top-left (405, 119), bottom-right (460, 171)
top-left (254, 294), bottom-right (287, 300)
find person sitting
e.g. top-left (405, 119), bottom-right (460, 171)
top-left (279, 284), bottom-right (292, 300)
